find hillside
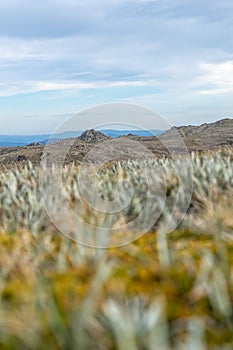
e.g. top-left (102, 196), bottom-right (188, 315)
top-left (0, 118), bottom-right (233, 167)
top-left (0, 129), bottom-right (164, 147)
top-left (161, 118), bottom-right (233, 149)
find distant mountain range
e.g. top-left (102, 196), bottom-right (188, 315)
top-left (1, 118), bottom-right (233, 167)
top-left (1, 118), bottom-right (233, 148)
top-left (0, 129), bottom-right (165, 147)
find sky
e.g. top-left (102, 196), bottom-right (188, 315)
top-left (0, 0), bottom-right (233, 134)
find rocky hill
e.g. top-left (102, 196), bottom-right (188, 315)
top-left (161, 118), bottom-right (233, 148)
top-left (0, 119), bottom-right (233, 167)
top-left (78, 129), bottom-right (109, 142)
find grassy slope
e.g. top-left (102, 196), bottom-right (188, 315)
top-left (0, 150), bottom-right (233, 349)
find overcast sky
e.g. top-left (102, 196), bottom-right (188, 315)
top-left (0, 0), bottom-right (233, 134)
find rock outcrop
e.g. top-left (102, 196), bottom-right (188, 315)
top-left (27, 142), bottom-right (42, 147)
top-left (78, 129), bottom-right (109, 142)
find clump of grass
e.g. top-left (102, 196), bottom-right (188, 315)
top-left (0, 150), bottom-right (233, 349)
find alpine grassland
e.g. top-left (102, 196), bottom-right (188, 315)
top-left (0, 148), bottom-right (233, 349)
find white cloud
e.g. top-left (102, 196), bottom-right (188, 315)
top-left (0, 79), bottom-right (159, 97)
top-left (0, 0), bottom-right (233, 130)
top-left (198, 61), bottom-right (233, 94)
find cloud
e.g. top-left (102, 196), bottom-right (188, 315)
top-left (0, 79), bottom-right (159, 97)
top-left (0, 0), bottom-right (233, 131)
top-left (198, 61), bottom-right (233, 94)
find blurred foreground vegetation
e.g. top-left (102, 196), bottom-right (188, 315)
top-left (0, 149), bottom-right (233, 349)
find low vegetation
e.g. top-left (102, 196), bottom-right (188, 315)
top-left (0, 149), bottom-right (233, 349)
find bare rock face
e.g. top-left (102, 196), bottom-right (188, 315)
top-left (27, 142), bottom-right (42, 147)
top-left (78, 129), bottom-right (109, 142)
